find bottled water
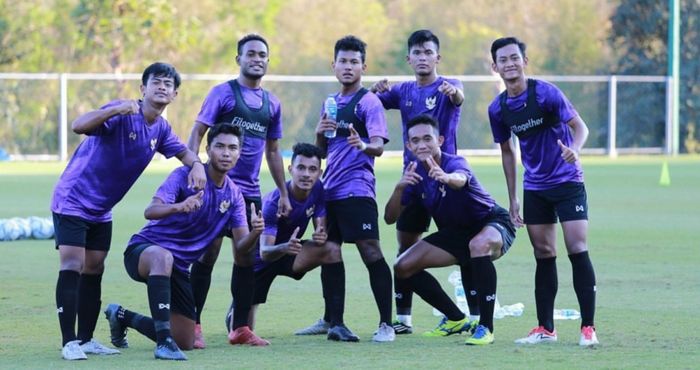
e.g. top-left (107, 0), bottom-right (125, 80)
top-left (553, 308), bottom-right (581, 320)
top-left (448, 270), bottom-right (469, 314)
top-left (324, 95), bottom-right (337, 138)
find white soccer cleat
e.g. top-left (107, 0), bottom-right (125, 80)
top-left (372, 322), bottom-right (396, 342)
top-left (514, 326), bottom-right (558, 344)
top-left (62, 340), bottom-right (87, 360)
top-left (579, 326), bottom-right (599, 346)
top-left (80, 338), bottom-right (121, 355)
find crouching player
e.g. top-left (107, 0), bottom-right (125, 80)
top-left (225, 143), bottom-right (343, 339)
top-left (104, 124), bottom-right (262, 360)
top-left (385, 115), bottom-right (516, 345)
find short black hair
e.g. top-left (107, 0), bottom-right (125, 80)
top-left (142, 62), bottom-right (181, 89)
top-left (291, 142), bottom-right (325, 163)
top-left (407, 29), bottom-right (440, 52)
top-left (237, 34), bottom-right (269, 55)
top-left (334, 35), bottom-right (367, 63)
top-left (490, 37), bottom-right (527, 63)
top-left (406, 114), bottom-right (439, 133)
top-left (207, 123), bottom-right (243, 146)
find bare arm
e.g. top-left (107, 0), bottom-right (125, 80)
top-left (231, 203), bottom-right (264, 254)
top-left (260, 227), bottom-right (302, 262)
top-left (71, 100), bottom-right (139, 134)
top-left (557, 116), bottom-right (590, 163)
top-left (143, 192), bottom-right (203, 220)
top-left (175, 149), bottom-right (206, 190)
top-left (266, 139), bottom-right (291, 216)
top-left (187, 121), bottom-right (210, 154)
top-left (384, 162), bottom-right (422, 224)
top-left (499, 140), bottom-right (523, 227)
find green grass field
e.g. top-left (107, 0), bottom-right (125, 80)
top-left (0, 155), bottom-right (699, 369)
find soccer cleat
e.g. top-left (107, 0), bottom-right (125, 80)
top-left (193, 324), bottom-right (206, 349)
top-left (224, 303), bottom-right (234, 333)
top-left (464, 325), bottom-right (494, 345)
top-left (372, 322), bottom-right (396, 342)
top-left (391, 320), bottom-right (413, 335)
top-left (80, 338), bottom-right (120, 355)
top-left (154, 337), bottom-right (187, 361)
top-left (103, 303), bottom-right (129, 348)
top-left (62, 340), bottom-right (87, 360)
top-left (294, 318), bottom-right (330, 335)
top-left (579, 326), bottom-right (599, 346)
top-left (327, 324), bottom-right (360, 342)
top-left (422, 316), bottom-right (476, 337)
top-left (514, 326), bottom-right (558, 344)
top-left (228, 326), bottom-right (270, 346)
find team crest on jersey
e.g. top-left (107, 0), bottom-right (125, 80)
top-left (405, 100), bottom-right (412, 107)
top-left (150, 138), bottom-right (157, 150)
top-left (129, 132), bottom-right (137, 140)
top-left (425, 96), bottom-right (437, 110)
top-left (439, 185), bottom-right (446, 198)
top-left (219, 199), bottom-right (231, 214)
top-left (305, 205), bottom-right (315, 218)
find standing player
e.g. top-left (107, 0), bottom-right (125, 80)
top-left (51, 62), bottom-right (206, 360)
top-left (186, 33), bottom-right (290, 348)
top-left (385, 115), bottom-right (516, 345)
top-left (104, 124), bottom-right (263, 360)
top-left (224, 143), bottom-right (343, 334)
top-left (370, 30), bottom-right (474, 334)
top-left (296, 35), bottom-right (394, 342)
top-left (488, 37), bottom-right (599, 346)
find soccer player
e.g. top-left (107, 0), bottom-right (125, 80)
top-left (103, 123), bottom-right (263, 360)
top-left (385, 115), bottom-right (516, 345)
top-left (488, 37), bottom-right (599, 346)
top-left (186, 33), bottom-right (290, 348)
top-left (296, 35), bottom-right (394, 342)
top-left (370, 29), bottom-right (473, 334)
top-left (51, 62), bottom-right (206, 360)
top-left (224, 143), bottom-right (342, 333)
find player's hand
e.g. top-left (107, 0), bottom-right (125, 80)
top-left (277, 194), bottom-right (292, 218)
top-left (187, 161), bottom-right (206, 190)
top-left (115, 100), bottom-right (140, 115)
top-left (509, 199), bottom-right (524, 228)
top-left (438, 81), bottom-right (457, 97)
top-left (557, 139), bottom-right (579, 164)
top-left (179, 191), bottom-right (203, 213)
top-left (315, 113), bottom-right (337, 136)
top-left (249, 202), bottom-right (264, 233)
top-left (426, 156), bottom-right (450, 183)
top-left (398, 161), bottom-right (423, 188)
top-left (286, 227), bottom-right (302, 255)
top-left (347, 124), bottom-right (365, 151)
top-left (311, 224), bottom-right (327, 245)
top-left (371, 78), bottom-right (390, 93)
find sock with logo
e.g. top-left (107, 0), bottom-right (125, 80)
top-left (147, 275), bottom-right (172, 344)
top-left (231, 264), bottom-right (255, 330)
top-left (119, 306), bottom-right (156, 342)
top-left (535, 257), bottom-right (557, 332)
top-left (190, 260), bottom-right (214, 324)
top-left (408, 270), bottom-right (464, 321)
top-left (77, 273), bottom-right (102, 344)
top-left (322, 261), bottom-right (345, 326)
top-left (394, 271), bottom-right (413, 316)
top-left (569, 251), bottom-right (596, 327)
top-left (460, 263), bottom-right (480, 316)
top-left (471, 256), bottom-right (497, 332)
top-left (56, 270), bottom-right (80, 346)
top-left (367, 258), bottom-right (393, 324)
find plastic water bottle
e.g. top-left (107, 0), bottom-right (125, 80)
top-left (448, 270), bottom-right (469, 314)
top-left (553, 308), bottom-right (581, 320)
top-left (324, 95), bottom-right (337, 138)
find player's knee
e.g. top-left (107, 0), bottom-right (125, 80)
top-left (198, 239), bottom-right (222, 265)
top-left (469, 235), bottom-right (498, 258)
top-left (393, 260), bottom-right (412, 279)
top-left (324, 244), bottom-right (342, 263)
top-left (143, 247), bottom-right (174, 273)
top-left (60, 258), bottom-right (83, 272)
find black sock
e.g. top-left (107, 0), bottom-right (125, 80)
top-left (569, 251), bottom-right (596, 327)
top-left (367, 258), bottom-right (393, 324)
top-left (394, 272), bottom-right (413, 316)
top-left (408, 270), bottom-right (464, 321)
top-left (190, 261), bottom-right (214, 324)
top-left (471, 256), bottom-right (497, 332)
top-left (77, 273), bottom-right (102, 343)
top-left (321, 262), bottom-right (345, 326)
top-left (120, 306), bottom-right (156, 342)
top-left (460, 263), bottom-right (480, 316)
top-left (231, 264), bottom-right (255, 330)
top-left (56, 270), bottom-right (80, 346)
top-left (535, 257), bottom-right (558, 332)
top-left (147, 275), bottom-right (172, 344)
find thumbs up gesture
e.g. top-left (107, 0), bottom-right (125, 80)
top-left (286, 227), bottom-right (302, 255)
top-left (557, 139), bottom-right (579, 164)
top-left (249, 202), bottom-right (264, 233)
top-left (311, 223), bottom-right (327, 245)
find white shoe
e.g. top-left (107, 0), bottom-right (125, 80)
top-left (514, 326), bottom-right (558, 344)
top-left (62, 340), bottom-right (87, 360)
top-left (579, 326), bottom-right (599, 346)
top-left (80, 338), bottom-right (120, 355)
top-left (372, 322), bottom-right (396, 342)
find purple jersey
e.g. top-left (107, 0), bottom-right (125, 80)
top-left (402, 153), bottom-right (495, 230)
top-left (376, 76), bottom-right (462, 165)
top-left (196, 80), bottom-right (283, 197)
top-left (51, 100), bottom-right (186, 222)
top-left (488, 79), bottom-right (584, 190)
top-left (322, 90), bottom-right (389, 201)
top-left (129, 165), bottom-right (247, 274)
top-left (254, 180), bottom-right (326, 271)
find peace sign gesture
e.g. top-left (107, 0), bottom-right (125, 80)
top-left (398, 161), bottom-right (423, 189)
top-left (425, 156), bottom-right (449, 183)
top-left (286, 227), bottom-right (302, 255)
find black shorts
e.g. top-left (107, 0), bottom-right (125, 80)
top-left (52, 212), bottom-right (112, 251)
top-left (220, 196), bottom-right (262, 238)
top-left (523, 182), bottom-right (588, 224)
top-left (396, 201), bottom-right (431, 233)
top-left (326, 197), bottom-right (380, 244)
top-left (253, 255), bottom-right (305, 305)
top-left (423, 206), bottom-right (516, 265)
top-left (123, 243), bottom-right (196, 320)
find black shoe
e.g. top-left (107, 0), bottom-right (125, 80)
top-left (327, 324), bottom-right (360, 342)
top-left (154, 337), bottom-right (187, 361)
top-left (392, 320), bottom-right (414, 335)
top-left (103, 303), bottom-right (128, 348)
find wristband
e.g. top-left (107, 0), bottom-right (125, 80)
top-left (359, 141), bottom-right (367, 152)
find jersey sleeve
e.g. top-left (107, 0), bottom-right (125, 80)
top-left (266, 94), bottom-right (283, 140)
top-left (488, 98), bottom-right (512, 144)
top-left (153, 167), bottom-right (188, 204)
top-left (228, 185), bottom-right (248, 230)
top-left (376, 84), bottom-right (401, 110)
top-left (157, 122), bottom-right (187, 158)
top-left (262, 193), bottom-right (280, 237)
top-left (195, 85), bottom-right (228, 127)
top-left (541, 83), bottom-right (579, 124)
top-left (85, 100), bottom-right (123, 136)
top-left (361, 93), bottom-right (389, 143)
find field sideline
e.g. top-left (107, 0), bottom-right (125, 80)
top-left (0, 155), bottom-right (698, 369)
